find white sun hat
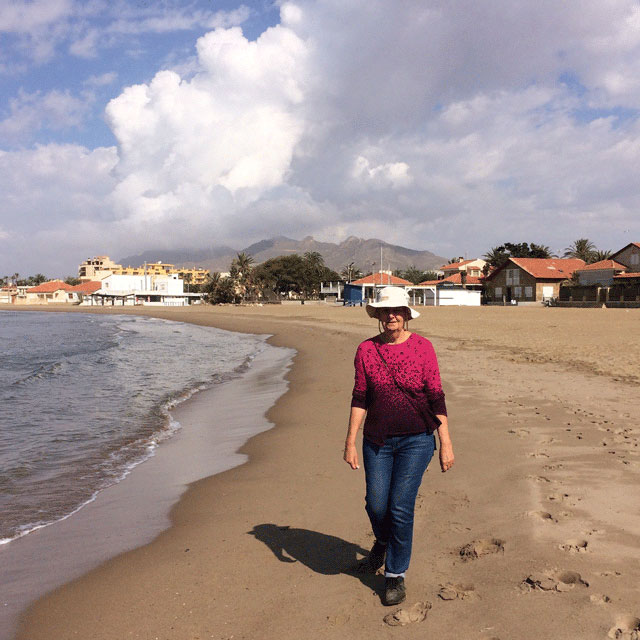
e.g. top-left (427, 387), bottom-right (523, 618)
top-left (366, 286), bottom-right (420, 319)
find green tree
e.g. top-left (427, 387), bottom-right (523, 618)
top-left (230, 252), bottom-right (256, 302)
top-left (563, 238), bottom-right (596, 262)
top-left (64, 276), bottom-right (81, 286)
top-left (254, 255), bottom-right (307, 297)
top-left (591, 249), bottom-right (612, 263)
top-left (484, 242), bottom-right (554, 272)
top-left (398, 265), bottom-right (428, 285)
top-left (203, 272), bottom-right (239, 304)
top-left (483, 246), bottom-right (510, 270)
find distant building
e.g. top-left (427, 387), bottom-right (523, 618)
top-left (573, 243), bottom-right (640, 287)
top-left (484, 258), bottom-right (585, 303)
top-left (350, 272), bottom-right (413, 302)
top-left (78, 256), bottom-right (121, 280)
top-left (439, 259), bottom-right (486, 279)
top-left (87, 273), bottom-right (202, 306)
top-left (78, 256), bottom-right (210, 286)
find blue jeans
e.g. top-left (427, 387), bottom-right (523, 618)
top-left (362, 432), bottom-right (435, 576)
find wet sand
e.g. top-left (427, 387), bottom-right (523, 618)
top-left (11, 305), bottom-right (640, 640)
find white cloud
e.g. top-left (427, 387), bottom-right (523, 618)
top-left (84, 71), bottom-right (118, 87)
top-left (0, 0), bottom-right (73, 33)
top-left (3, 0), bottom-right (640, 275)
top-left (2, 1), bottom-right (252, 69)
top-left (104, 22), bottom-right (308, 227)
top-left (0, 89), bottom-right (91, 144)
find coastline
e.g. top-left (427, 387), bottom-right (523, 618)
top-left (10, 305), bottom-right (640, 640)
top-left (0, 310), bottom-right (293, 640)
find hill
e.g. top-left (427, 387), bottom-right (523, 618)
top-left (119, 236), bottom-right (448, 273)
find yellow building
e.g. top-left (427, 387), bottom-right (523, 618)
top-left (79, 257), bottom-right (209, 285)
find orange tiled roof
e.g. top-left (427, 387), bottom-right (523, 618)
top-left (613, 272), bottom-right (640, 279)
top-left (440, 260), bottom-right (474, 271)
top-left (418, 273), bottom-right (483, 286)
top-left (69, 281), bottom-right (102, 294)
top-left (576, 259), bottom-right (626, 272)
top-left (351, 273), bottom-right (412, 285)
top-left (509, 258), bottom-right (585, 280)
top-left (27, 280), bottom-right (74, 293)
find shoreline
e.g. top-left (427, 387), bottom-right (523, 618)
top-left (10, 305), bottom-right (640, 640)
top-left (0, 311), bottom-right (294, 640)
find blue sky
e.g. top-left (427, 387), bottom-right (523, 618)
top-left (1, 0), bottom-right (640, 276)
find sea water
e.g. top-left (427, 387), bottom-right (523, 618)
top-left (0, 310), bottom-right (269, 545)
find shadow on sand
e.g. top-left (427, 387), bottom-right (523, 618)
top-left (248, 523), bottom-right (383, 594)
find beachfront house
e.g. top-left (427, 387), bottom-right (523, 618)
top-left (0, 286), bottom-right (17, 304)
top-left (17, 280), bottom-right (75, 304)
top-left (88, 273), bottom-right (202, 306)
top-left (439, 258), bottom-right (487, 279)
top-left (566, 242), bottom-right (640, 306)
top-left (484, 258), bottom-right (586, 304)
top-left (348, 272), bottom-right (413, 304)
top-left (414, 272), bottom-right (483, 306)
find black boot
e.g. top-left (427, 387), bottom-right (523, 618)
top-left (384, 576), bottom-right (406, 606)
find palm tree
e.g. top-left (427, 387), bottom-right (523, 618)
top-left (340, 262), bottom-right (362, 282)
top-left (231, 252), bottom-right (255, 302)
top-left (563, 238), bottom-right (596, 262)
top-left (529, 244), bottom-right (555, 258)
top-left (303, 251), bottom-right (325, 273)
top-left (591, 249), bottom-right (613, 263)
top-left (483, 247), bottom-right (509, 269)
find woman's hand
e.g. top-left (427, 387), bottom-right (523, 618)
top-left (343, 441), bottom-right (360, 470)
top-left (439, 441), bottom-right (455, 473)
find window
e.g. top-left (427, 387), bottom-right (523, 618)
top-left (514, 286), bottom-right (522, 298)
top-left (494, 287), bottom-right (503, 297)
top-left (525, 286), bottom-right (533, 298)
top-left (631, 252), bottom-right (639, 265)
top-left (506, 269), bottom-right (520, 285)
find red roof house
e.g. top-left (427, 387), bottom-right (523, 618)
top-left (484, 258), bottom-right (585, 303)
top-left (351, 273), bottom-right (412, 286)
top-left (69, 281), bottom-right (102, 295)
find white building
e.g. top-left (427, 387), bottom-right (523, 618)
top-left (88, 274), bottom-right (202, 306)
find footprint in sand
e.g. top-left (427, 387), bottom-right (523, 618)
top-left (528, 451), bottom-right (550, 458)
top-left (528, 475), bottom-right (553, 484)
top-left (383, 601), bottom-right (431, 626)
top-left (543, 463), bottom-right (564, 471)
top-left (527, 510), bottom-right (557, 523)
top-left (458, 538), bottom-right (505, 561)
top-left (559, 539), bottom-right (589, 553)
top-left (607, 614), bottom-right (640, 639)
top-left (438, 583), bottom-right (478, 601)
top-left (590, 593), bottom-right (611, 605)
top-left (522, 570), bottom-right (589, 593)
top-left (508, 428), bottom-right (530, 438)
top-left (547, 492), bottom-right (570, 502)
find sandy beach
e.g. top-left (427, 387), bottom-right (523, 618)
top-left (11, 304), bottom-right (640, 640)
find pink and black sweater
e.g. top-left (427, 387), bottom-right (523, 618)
top-left (351, 333), bottom-right (447, 445)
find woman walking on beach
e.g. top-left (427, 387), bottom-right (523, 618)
top-left (343, 286), bottom-right (454, 606)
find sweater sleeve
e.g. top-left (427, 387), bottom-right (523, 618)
top-left (351, 344), bottom-right (368, 409)
top-left (423, 341), bottom-right (447, 417)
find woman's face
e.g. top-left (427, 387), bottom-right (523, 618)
top-left (378, 306), bottom-right (408, 331)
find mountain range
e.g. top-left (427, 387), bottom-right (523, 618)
top-left (119, 236), bottom-right (448, 273)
